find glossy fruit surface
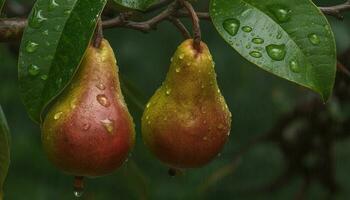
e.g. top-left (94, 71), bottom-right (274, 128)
top-left (42, 39), bottom-right (135, 177)
top-left (142, 39), bottom-right (231, 169)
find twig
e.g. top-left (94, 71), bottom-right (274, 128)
top-left (319, 0), bottom-right (350, 20)
top-left (0, 1), bottom-right (350, 43)
top-left (337, 61), bottom-right (350, 77)
top-left (168, 17), bottom-right (191, 39)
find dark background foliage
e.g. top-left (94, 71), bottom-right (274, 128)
top-left (0, 0), bottom-right (350, 199)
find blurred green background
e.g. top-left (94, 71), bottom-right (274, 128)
top-left (1, 0), bottom-right (350, 199)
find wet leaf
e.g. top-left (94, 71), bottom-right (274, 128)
top-left (112, 0), bottom-right (158, 11)
top-left (210, 0), bottom-right (336, 100)
top-left (0, 106), bottom-right (10, 199)
top-left (18, 0), bottom-right (107, 123)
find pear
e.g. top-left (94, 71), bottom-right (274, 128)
top-left (41, 39), bottom-right (135, 177)
top-left (142, 39), bottom-right (231, 169)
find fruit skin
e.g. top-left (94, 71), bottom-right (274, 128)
top-left (141, 39), bottom-right (231, 169)
top-left (41, 39), bottom-right (135, 177)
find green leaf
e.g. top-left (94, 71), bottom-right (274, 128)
top-left (112, 0), bottom-right (158, 11)
top-left (18, 0), bottom-right (107, 123)
top-left (0, 106), bottom-right (10, 199)
top-left (0, 0), bottom-right (5, 14)
top-left (210, 0), bottom-right (336, 100)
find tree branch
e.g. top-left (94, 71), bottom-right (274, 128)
top-left (0, 1), bottom-right (350, 43)
top-left (319, 0), bottom-right (350, 20)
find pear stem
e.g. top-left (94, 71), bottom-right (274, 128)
top-left (181, 1), bottom-right (202, 53)
top-left (168, 16), bottom-right (191, 39)
top-left (93, 18), bottom-right (103, 48)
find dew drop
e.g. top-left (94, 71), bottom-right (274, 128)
top-left (270, 6), bottom-right (291, 23)
top-left (82, 123), bottom-right (90, 131)
top-left (245, 44), bottom-right (251, 49)
top-left (28, 64), bottom-right (40, 76)
top-left (179, 53), bottom-right (184, 60)
top-left (222, 18), bottom-right (240, 36)
top-left (96, 82), bottom-right (106, 90)
top-left (96, 94), bottom-right (110, 107)
top-left (74, 190), bottom-right (83, 198)
top-left (276, 31), bottom-right (283, 39)
top-left (100, 119), bottom-right (114, 133)
top-left (308, 33), bottom-right (320, 45)
top-left (25, 41), bottom-right (39, 53)
top-left (42, 30), bottom-right (49, 36)
top-left (217, 124), bottom-right (225, 130)
top-left (242, 26), bottom-right (252, 33)
top-left (49, 0), bottom-right (59, 10)
top-left (252, 38), bottom-right (264, 44)
top-left (175, 67), bottom-right (181, 73)
top-left (249, 51), bottom-right (262, 58)
top-left (166, 89), bottom-right (171, 95)
top-left (41, 74), bottom-right (48, 80)
top-left (266, 44), bottom-right (286, 61)
top-left (64, 9), bottom-right (71, 16)
top-left (289, 60), bottom-right (301, 73)
top-left (54, 112), bottom-right (63, 120)
top-left (146, 103), bottom-right (151, 108)
top-left (29, 9), bottom-right (47, 28)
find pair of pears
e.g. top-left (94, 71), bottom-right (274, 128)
top-left (41, 39), bottom-right (231, 177)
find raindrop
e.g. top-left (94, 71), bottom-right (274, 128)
top-left (175, 67), bottom-right (181, 73)
top-left (308, 33), bottom-right (320, 45)
top-left (28, 64), bottom-right (40, 76)
top-left (245, 44), bottom-right (251, 49)
top-left (54, 112), bottom-right (63, 120)
top-left (276, 31), bottom-right (283, 39)
top-left (73, 176), bottom-right (84, 198)
top-left (146, 103), bottom-right (151, 108)
top-left (42, 30), bottom-right (49, 36)
top-left (64, 9), bottom-right (71, 16)
top-left (25, 41), bottom-right (39, 53)
top-left (166, 89), bottom-right (171, 95)
top-left (100, 119), bottom-right (114, 133)
top-left (289, 60), bottom-right (301, 73)
top-left (222, 18), bottom-right (240, 36)
top-left (266, 44), bottom-right (286, 61)
top-left (249, 51), bottom-right (262, 58)
top-left (96, 94), bottom-right (110, 107)
top-left (179, 53), bottom-right (184, 60)
top-left (217, 124), bottom-right (225, 130)
top-left (96, 82), bottom-right (106, 90)
top-left (252, 38), bottom-right (264, 44)
top-left (270, 6), bottom-right (291, 23)
top-left (41, 74), bottom-right (48, 80)
top-left (82, 123), bottom-right (90, 131)
top-left (242, 26), bottom-right (252, 33)
top-left (29, 9), bottom-right (47, 28)
top-left (49, 0), bottom-right (59, 10)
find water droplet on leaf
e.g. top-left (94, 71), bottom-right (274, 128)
top-left (289, 60), bottom-right (301, 73)
top-left (249, 51), bottom-right (262, 58)
top-left (25, 41), bottom-right (39, 53)
top-left (28, 64), bottom-right (40, 76)
top-left (270, 6), bottom-right (291, 23)
top-left (266, 44), bottom-right (286, 61)
top-left (222, 18), bottom-right (240, 36)
top-left (242, 26), bottom-right (252, 32)
top-left (252, 38), bottom-right (264, 44)
top-left (308, 33), bottom-right (320, 45)
top-left (29, 9), bottom-right (47, 28)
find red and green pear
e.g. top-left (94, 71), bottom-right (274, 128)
top-left (142, 39), bottom-right (232, 169)
top-left (42, 39), bottom-right (135, 177)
